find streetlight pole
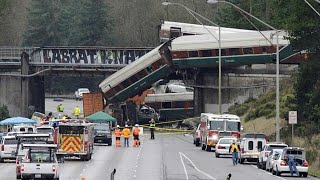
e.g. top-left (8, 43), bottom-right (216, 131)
top-left (162, 2), bottom-right (222, 114)
top-left (208, 0), bottom-right (281, 141)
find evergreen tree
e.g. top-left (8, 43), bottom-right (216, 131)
top-left (23, 0), bottom-right (64, 46)
top-left (66, 0), bottom-right (113, 46)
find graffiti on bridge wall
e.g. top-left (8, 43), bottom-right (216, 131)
top-left (37, 48), bottom-right (152, 64)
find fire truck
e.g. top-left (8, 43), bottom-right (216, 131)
top-left (56, 122), bottom-right (94, 161)
top-left (200, 113), bottom-right (241, 151)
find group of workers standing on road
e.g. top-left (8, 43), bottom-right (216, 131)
top-left (114, 119), bottom-right (156, 147)
top-left (55, 104), bottom-right (81, 119)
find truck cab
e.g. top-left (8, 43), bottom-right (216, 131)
top-left (20, 144), bottom-right (60, 180)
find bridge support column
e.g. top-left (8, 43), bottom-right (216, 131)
top-left (0, 52), bottom-right (45, 117)
top-left (194, 74), bottom-right (204, 117)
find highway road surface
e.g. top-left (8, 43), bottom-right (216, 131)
top-left (0, 134), bottom-right (318, 180)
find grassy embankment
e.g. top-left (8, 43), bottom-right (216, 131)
top-left (228, 80), bottom-right (320, 177)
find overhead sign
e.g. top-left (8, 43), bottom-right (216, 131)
top-left (288, 111), bottom-right (297, 124)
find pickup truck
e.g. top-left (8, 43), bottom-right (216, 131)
top-left (75, 88), bottom-right (90, 101)
top-left (19, 144), bottom-right (60, 180)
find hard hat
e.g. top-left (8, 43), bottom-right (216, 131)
top-left (117, 125), bottom-right (120, 128)
top-left (135, 124), bottom-right (139, 127)
top-left (125, 124), bottom-right (128, 127)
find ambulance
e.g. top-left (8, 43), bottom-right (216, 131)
top-left (56, 121), bottom-right (94, 161)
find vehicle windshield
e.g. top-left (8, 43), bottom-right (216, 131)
top-left (93, 124), bottom-right (110, 131)
top-left (79, 89), bottom-right (89, 93)
top-left (267, 145), bottom-right (287, 151)
top-left (209, 120), bottom-right (224, 130)
top-left (4, 138), bottom-right (18, 144)
top-left (59, 125), bottom-right (84, 134)
top-left (37, 128), bottom-right (53, 134)
top-left (28, 150), bottom-right (55, 163)
top-left (226, 121), bottom-right (240, 132)
top-left (286, 149), bottom-right (305, 159)
top-left (219, 139), bottom-right (235, 144)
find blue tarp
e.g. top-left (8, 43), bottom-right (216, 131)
top-left (0, 117), bottom-right (37, 125)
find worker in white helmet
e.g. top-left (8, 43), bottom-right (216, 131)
top-left (133, 124), bottom-right (140, 147)
top-left (114, 125), bottom-right (122, 147)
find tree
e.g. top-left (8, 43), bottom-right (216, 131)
top-left (0, 105), bottom-right (10, 120)
top-left (66, 0), bottom-right (113, 46)
top-left (23, 0), bottom-right (64, 46)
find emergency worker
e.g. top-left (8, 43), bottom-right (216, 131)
top-left (122, 125), bottom-right (130, 147)
top-left (114, 125), bottom-right (122, 147)
top-left (73, 106), bottom-right (81, 119)
top-left (56, 104), bottom-right (64, 113)
top-left (229, 140), bottom-right (240, 166)
top-left (149, 119), bottom-right (156, 139)
top-left (133, 124), bottom-right (140, 147)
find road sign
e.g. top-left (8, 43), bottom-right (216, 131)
top-left (288, 111), bottom-right (297, 124)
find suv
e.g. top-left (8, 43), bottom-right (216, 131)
top-left (19, 144), bottom-right (60, 180)
top-left (193, 124), bottom-right (201, 147)
top-left (239, 136), bottom-right (267, 164)
top-left (257, 142), bottom-right (288, 170)
top-left (75, 88), bottom-right (90, 101)
top-left (0, 135), bottom-right (18, 162)
top-left (272, 147), bottom-right (308, 177)
top-left (93, 123), bottom-right (112, 145)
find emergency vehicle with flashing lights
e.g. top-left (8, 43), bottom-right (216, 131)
top-left (199, 113), bottom-right (241, 151)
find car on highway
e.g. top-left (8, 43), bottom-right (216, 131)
top-left (257, 142), bottom-right (288, 169)
top-left (215, 137), bottom-right (237, 158)
top-left (19, 144), bottom-right (60, 180)
top-left (265, 149), bottom-right (283, 172)
top-left (75, 88), bottom-right (90, 101)
top-left (239, 135), bottom-right (267, 164)
top-left (272, 147), bottom-right (309, 177)
top-left (0, 135), bottom-right (18, 162)
top-left (193, 124), bottom-right (201, 147)
top-left (93, 123), bottom-right (112, 145)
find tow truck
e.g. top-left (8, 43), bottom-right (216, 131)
top-left (19, 144), bottom-right (60, 180)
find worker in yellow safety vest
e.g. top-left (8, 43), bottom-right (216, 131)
top-left (229, 140), bottom-right (240, 166)
top-left (114, 125), bottom-right (122, 147)
top-left (122, 125), bottom-right (130, 147)
top-left (73, 106), bottom-right (81, 119)
top-left (56, 104), bottom-right (64, 113)
top-left (133, 124), bottom-right (140, 147)
top-left (149, 119), bottom-right (156, 140)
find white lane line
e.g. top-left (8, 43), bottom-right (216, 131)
top-left (179, 152), bottom-right (189, 180)
top-left (179, 152), bottom-right (217, 180)
top-left (251, 165), bottom-right (286, 180)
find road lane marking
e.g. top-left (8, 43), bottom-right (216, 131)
top-left (251, 165), bottom-right (286, 180)
top-left (179, 152), bottom-right (217, 180)
top-left (179, 152), bottom-right (189, 180)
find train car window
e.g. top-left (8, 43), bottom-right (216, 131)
top-left (170, 27), bottom-right (182, 38)
top-left (243, 48), bottom-right (253, 54)
top-left (214, 49), bottom-right (225, 56)
top-left (183, 33), bottom-right (195, 36)
top-left (162, 102), bottom-right (172, 108)
top-left (146, 66), bottom-right (153, 73)
top-left (229, 48), bottom-right (241, 55)
top-left (262, 47), bottom-right (268, 54)
top-left (201, 50), bottom-right (213, 57)
top-left (188, 51), bottom-right (198, 57)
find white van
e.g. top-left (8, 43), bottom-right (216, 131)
top-left (239, 137), bottom-right (267, 164)
top-left (12, 125), bottom-right (36, 134)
